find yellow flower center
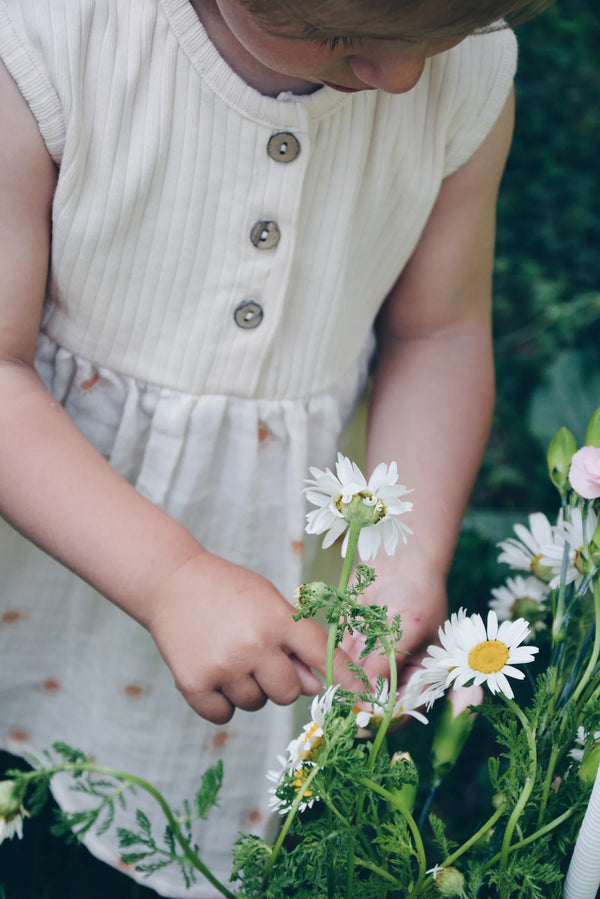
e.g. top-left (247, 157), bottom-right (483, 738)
top-left (468, 639), bottom-right (509, 674)
top-left (291, 767), bottom-right (313, 799)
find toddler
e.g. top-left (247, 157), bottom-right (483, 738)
top-left (0, 0), bottom-right (550, 895)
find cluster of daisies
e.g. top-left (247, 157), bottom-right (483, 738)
top-left (490, 506), bottom-right (598, 632)
top-left (267, 455), bottom-right (545, 815)
top-left (267, 603), bottom-right (540, 815)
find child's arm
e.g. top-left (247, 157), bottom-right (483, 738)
top-left (353, 89), bottom-right (515, 688)
top-left (0, 61), bottom-right (358, 723)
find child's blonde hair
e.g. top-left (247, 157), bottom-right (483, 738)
top-left (237, 0), bottom-right (554, 41)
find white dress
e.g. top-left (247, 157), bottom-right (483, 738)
top-left (0, 1), bottom-right (517, 895)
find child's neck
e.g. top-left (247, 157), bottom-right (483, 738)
top-left (191, 0), bottom-right (321, 97)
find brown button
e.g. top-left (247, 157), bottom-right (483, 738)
top-left (250, 220), bottom-right (281, 250)
top-left (234, 300), bottom-right (263, 329)
top-left (267, 132), bottom-right (301, 163)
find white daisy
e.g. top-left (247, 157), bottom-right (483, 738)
top-left (497, 512), bottom-right (555, 582)
top-left (304, 453), bottom-right (413, 561)
top-left (353, 673), bottom-right (428, 729)
top-left (489, 575), bottom-right (550, 632)
top-left (285, 685), bottom-right (338, 769)
top-left (569, 726), bottom-right (600, 765)
top-left (540, 507), bottom-right (598, 590)
top-left (421, 609), bottom-right (539, 701)
top-left (267, 686), bottom-right (339, 815)
top-left (266, 759), bottom-right (319, 816)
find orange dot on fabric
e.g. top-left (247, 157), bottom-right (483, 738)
top-left (43, 679), bottom-right (61, 692)
top-left (123, 683), bottom-right (144, 697)
top-left (212, 731), bottom-right (229, 749)
top-left (290, 540), bottom-right (303, 556)
top-left (1, 610), bottom-right (22, 624)
top-left (258, 423), bottom-right (272, 443)
top-left (80, 370), bottom-right (100, 390)
top-left (9, 730), bottom-right (29, 742)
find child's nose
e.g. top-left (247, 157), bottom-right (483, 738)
top-left (348, 54), bottom-right (426, 94)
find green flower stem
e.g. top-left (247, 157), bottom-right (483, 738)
top-left (353, 855), bottom-right (403, 886)
top-left (366, 639), bottom-right (397, 772)
top-left (440, 802), bottom-right (507, 870)
top-left (536, 743), bottom-right (561, 829)
top-left (20, 763), bottom-right (236, 899)
top-left (485, 807), bottom-right (575, 870)
top-left (358, 776), bottom-right (427, 889)
top-left (498, 699), bottom-right (537, 899)
top-left (326, 518), bottom-right (363, 687)
top-left (570, 578), bottom-right (600, 707)
top-left (262, 763), bottom-right (322, 887)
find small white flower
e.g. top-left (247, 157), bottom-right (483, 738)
top-left (569, 726), bottom-right (600, 764)
top-left (421, 609), bottom-right (539, 701)
top-left (267, 761), bottom-right (319, 815)
top-left (354, 673), bottom-right (428, 729)
top-left (540, 507), bottom-right (598, 590)
top-left (0, 812), bottom-right (24, 844)
top-left (286, 685), bottom-right (338, 769)
top-left (0, 781), bottom-right (26, 846)
top-left (489, 575), bottom-right (549, 634)
top-left (497, 512), bottom-right (555, 582)
top-left (304, 453), bottom-right (413, 561)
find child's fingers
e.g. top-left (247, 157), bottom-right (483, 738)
top-left (220, 676), bottom-right (269, 712)
top-left (187, 689), bottom-right (235, 725)
top-left (286, 619), bottom-right (363, 693)
top-left (289, 654), bottom-right (323, 695)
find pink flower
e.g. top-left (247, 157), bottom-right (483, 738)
top-left (569, 446), bottom-right (600, 499)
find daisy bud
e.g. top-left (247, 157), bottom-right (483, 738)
top-left (388, 751), bottom-right (418, 812)
top-left (431, 690), bottom-right (479, 783)
top-left (547, 427), bottom-right (577, 495)
top-left (294, 581), bottom-right (332, 614)
top-left (579, 740), bottom-right (600, 788)
top-left (585, 406), bottom-right (600, 448)
top-left (432, 866), bottom-right (467, 897)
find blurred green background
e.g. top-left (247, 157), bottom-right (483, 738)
top-left (1, 0), bottom-right (599, 895)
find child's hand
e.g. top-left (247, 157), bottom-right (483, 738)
top-left (145, 550), bottom-right (360, 724)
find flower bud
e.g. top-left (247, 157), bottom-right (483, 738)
top-left (547, 427), bottom-right (577, 495)
top-left (585, 406), bottom-right (600, 448)
top-left (579, 740), bottom-right (600, 788)
top-left (431, 690), bottom-right (479, 783)
top-left (388, 751), bottom-right (418, 812)
top-left (433, 866), bottom-right (467, 897)
top-left (294, 581), bottom-right (333, 618)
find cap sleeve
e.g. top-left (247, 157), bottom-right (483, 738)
top-left (442, 28), bottom-right (517, 177)
top-left (0, 0), bottom-right (65, 164)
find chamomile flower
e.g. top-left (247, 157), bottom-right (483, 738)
top-left (489, 575), bottom-right (550, 633)
top-left (304, 453), bottom-right (413, 560)
top-left (569, 726), bottom-right (600, 765)
top-left (421, 609), bottom-right (539, 701)
top-left (497, 512), bottom-right (555, 582)
top-left (286, 685), bottom-right (338, 769)
top-left (540, 507), bottom-right (598, 590)
top-left (266, 759), bottom-right (319, 815)
top-left (267, 686), bottom-right (339, 814)
top-left (353, 673), bottom-right (428, 729)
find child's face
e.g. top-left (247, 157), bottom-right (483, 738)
top-left (208, 0), bottom-right (464, 94)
